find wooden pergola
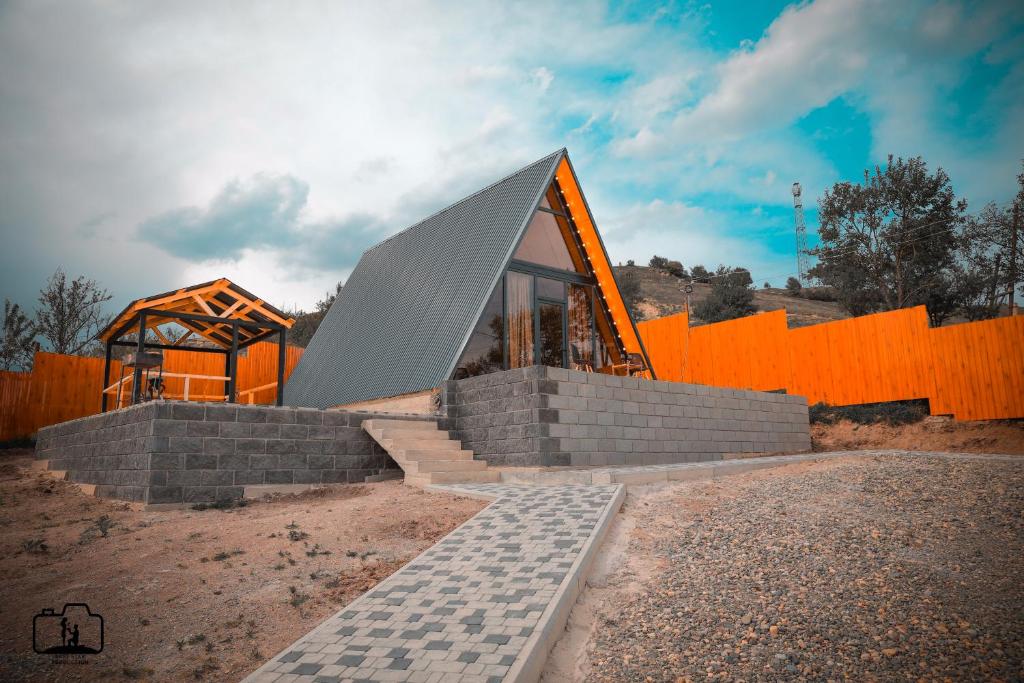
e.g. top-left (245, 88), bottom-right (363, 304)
top-left (97, 278), bottom-right (295, 411)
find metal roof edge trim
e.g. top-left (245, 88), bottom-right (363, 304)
top-left (559, 154), bottom-right (658, 380)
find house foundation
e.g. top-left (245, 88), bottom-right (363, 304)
top-left (35, 366), bottom-right (811, 504)
top-left (444, 366), bottom-right (811, 467)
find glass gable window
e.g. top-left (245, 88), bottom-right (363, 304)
top-left (450, 180), bottom-right (630, 380)
top-left (452, 281), bottom-right (504, 379)
top-left (513, 210), bottom-right (580, 272)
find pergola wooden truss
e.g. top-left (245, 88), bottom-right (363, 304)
top-left (97, 278), bottom-right (295, 410)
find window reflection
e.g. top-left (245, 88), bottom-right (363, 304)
top-left (452, 282), bottom-right (504, 379)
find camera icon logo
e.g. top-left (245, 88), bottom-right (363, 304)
top-left (32, 603), bottom-right (104, 655)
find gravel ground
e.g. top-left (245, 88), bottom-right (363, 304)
top-left (585, 454), bottom-right (1023, 682)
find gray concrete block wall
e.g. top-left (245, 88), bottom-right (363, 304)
top-left (35, 402), bottom-right (424, 505)
top-left (445, 366), bottom-right (811, 467)
top-left (443, 366), bottom-right (553, 466)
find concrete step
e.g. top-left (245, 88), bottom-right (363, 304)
top-left (393, 448), bottom-right (475, 462)
top-left (376, 429), bottom-right (449, 441)
top-left (415, 470), bottom-right (501, 485)
top-left (362, 419), bottom-right (439, 433)
top-left (403, 459), bottom-right (488, 474)
top-left (383, 438), bottom-right (463, 452)
top-left (362, 419), bottom-right (497, 488)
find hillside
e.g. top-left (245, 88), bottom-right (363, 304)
top-left (612, 265), bottom-right (850, 328)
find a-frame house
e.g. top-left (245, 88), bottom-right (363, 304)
top-left (285, 149), bottom-right (653, 408)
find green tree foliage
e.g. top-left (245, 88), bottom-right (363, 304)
top-left (785, 276), bottom-right (802, 296)
top-left (809, 155), bottom-right (968, 322)
top-left (1, 300), bottom-right (36, 370)
top-left (664, 260), bottom-right (688, 279)
top-left (288, 282), bottom-right (343, 348)
top-left (693, 266), bottom-right (757, 323)
top-left (956, 165), bottom-right (1024, 319)
top-left (690, 264), bottom-right (710, 283)
top-left (648, 255), bottom-right (669, 270)
top-left (35, 268), bottom-right (112, 355)
top-left (617, 268), bottom-right (643, 320)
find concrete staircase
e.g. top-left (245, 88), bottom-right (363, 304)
top-left (362, 419), bottom-right (499, 487)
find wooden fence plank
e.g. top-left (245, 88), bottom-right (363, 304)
top-left (638, 307), bottom-right (1024, 421)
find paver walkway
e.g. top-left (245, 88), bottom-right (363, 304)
top-left (243, 483), bottom-right (624, 683)
top-left (243, 450), bottom-right (1020, 682)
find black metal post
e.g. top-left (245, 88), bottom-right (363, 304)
top-left (223, 350), bottom-right (231, 402)
top-left (101, 339), bottom-right (112, 412)
top-left (276, 327), bottom-right (286, 406)
top-left (228, 322), bottom-right (239, 403)
top-left (131, 314), bottom-right (146, 405)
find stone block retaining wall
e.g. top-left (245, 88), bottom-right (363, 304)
top-left (444, 366), bottom-right (810, 467)
top-left (35, 402), bottom-right (417, 505)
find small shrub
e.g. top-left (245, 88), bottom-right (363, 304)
top-left (212, 549), bottom-right (245, 562)
top-left (95, 515), bottom-right (115, 537)
top-left (21, 538), bottom-right (48, 554)
top-left (288, 529), bottom-right (309, 542)
top-left (288, 586), bottom-right (310, 608)
top-left (122, 666), bottom-right (154, 679)
top-left (191, 498), bottom-right (248, 511)
top-left (800, 286), bottom-right (839, 302)
top-left (306, 544), bottom-right (331, 557)
top-left (809, 399), bottom-right (929, 426)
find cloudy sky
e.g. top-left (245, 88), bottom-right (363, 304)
top-left (1, 0), bottom-right (1022, 314)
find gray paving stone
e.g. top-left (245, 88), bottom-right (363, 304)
top-left (243, 482), bottom-right (622, 682)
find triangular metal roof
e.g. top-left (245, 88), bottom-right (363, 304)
top-left (284, 150), bottom-right (565, 407)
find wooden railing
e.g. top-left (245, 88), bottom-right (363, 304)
top-left (102, 371), bottom-right (233, 408)
top-left (0, 341), bottom-right (304, 441)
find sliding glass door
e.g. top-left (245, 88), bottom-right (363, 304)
top-left (538, 301), bottom-right (566, 368)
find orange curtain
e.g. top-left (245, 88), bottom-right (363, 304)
top-left (507, 272), bottom-right (533, 368)
top-left (568, 285), bottom-right (594, 368)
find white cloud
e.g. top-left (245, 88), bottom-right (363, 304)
top-left (531, 66), bottom-right (555, 92)
top-left (0, 0), bottom-right (1020, 313)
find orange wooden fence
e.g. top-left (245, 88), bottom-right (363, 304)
top-left (0, 342), bottom-right (304, 441)
top-left (638, 306), bottom-right (1024, 421)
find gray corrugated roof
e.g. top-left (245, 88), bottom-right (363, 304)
top-left (284, 149), bottom-right (564, 408)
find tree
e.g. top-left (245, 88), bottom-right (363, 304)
top-left (690, 264), bottom-right (710, 283)
top-left (664, 260), bottom-right (688, 279)
top-left (693, 266), bottom-right (757, 323)
top-left (35, 269), bottom-right (112, 355)
top-left (785, 276), bottom-right (802, 296)
top-left (763, 282), bottom-right (771, 289)
top-left (617, 269), bottom-right (643, 320)
top-left (959, 165), bottom-right (1024, 317)
top-left (288, 281), bottom-right (343, 347)
top-left (809, 155), bottom-right (968, 317)
top-left (626, 259), bottom-right (635, 267)
top-left (648, 255), bottom-right (669, 270)
top-left (1, 300), bottom-right (36, 370)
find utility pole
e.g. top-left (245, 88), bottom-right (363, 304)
top-left (792, 182), bottom-right (809, 285)
top-left (1010, 202), bottom-right (1019, 316)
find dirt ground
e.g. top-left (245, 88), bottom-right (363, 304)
top-left (812, 417), bottom-right (1024, 454)
top-left (545, 455), bottom-right (1024, 681)
top-left (0, 450), bottom-right (485, 682)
